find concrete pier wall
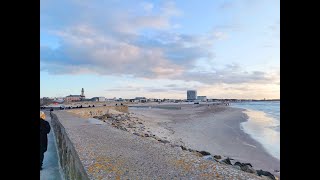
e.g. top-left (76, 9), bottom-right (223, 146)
top-left (50, 113), bottom-right (89, 180)
top-left (48, 111), bottom-right (263, 180)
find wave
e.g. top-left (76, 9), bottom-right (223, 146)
top-left (241, 109), bottom-right (280, 160)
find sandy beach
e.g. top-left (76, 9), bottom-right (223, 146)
top-left (128, 104), bottom-right (280, 178)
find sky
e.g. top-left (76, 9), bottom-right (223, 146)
top-left (40, 0), bottom-right (280, 99)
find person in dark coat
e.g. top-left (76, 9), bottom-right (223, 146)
top-left (40, 111), bottom-right (51, 170)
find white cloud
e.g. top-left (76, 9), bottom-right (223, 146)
top-left (213, 31), bottom-right (229, 40)
top-left (141, 2), bottom-right (154, 12)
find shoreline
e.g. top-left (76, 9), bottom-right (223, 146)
top-left (87, 104), bottom-right (279, 179)
top-left (128, 104), bottom-right (280, 178)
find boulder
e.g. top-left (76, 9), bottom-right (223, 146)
top-left (234, 165), bottom-right (241, 171)
top-left (221, 158), bottom-right (232, 165)
top-left (188, 148), bottom-right (196, 153)
top-left (202, 155), bottom-right (216, 161)
top-left (213, 155), bottom-right (222, 159)
top-left (158, 139), bottom-right (170, 144)
top-left (256, 170), bottom-right (276, 180)
top-left (180, 146), bottom-right (187, 150)
top-left (196, 151), bottom-right (210, 156)
top-left (234, 162), bottom-right (242, 167)
top-left (241, 165), bottom-right (256, 174)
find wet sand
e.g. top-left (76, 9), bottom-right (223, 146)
top-left (129, 104), bottom-right (280, 178)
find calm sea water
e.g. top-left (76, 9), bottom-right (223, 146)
top-left (231, 101), bottom-right (280, 160)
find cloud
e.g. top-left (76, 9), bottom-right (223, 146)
top-left (141, 2), bottom-right (154, 12)
top-left (41, 23), bottom-right (273, 85)
top-left (213, 31), bottom-right (229, 40)
top-left (165, 84), bottom-right (177, 87)
top-left (41, 0), bottom-right (278, 88)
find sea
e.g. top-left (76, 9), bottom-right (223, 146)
top-left (231, 101), bottom-right (280, 160)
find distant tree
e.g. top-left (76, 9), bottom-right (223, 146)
top-left (40, 98), bottom-right (53, 106)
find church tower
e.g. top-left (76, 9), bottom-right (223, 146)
top-left (81, 88), bottom-right (85, 97)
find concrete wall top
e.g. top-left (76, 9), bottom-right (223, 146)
top-left (52, 111), bottom-right (263, 179)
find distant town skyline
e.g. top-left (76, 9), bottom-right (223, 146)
top-left (41, 0), bottom-right (279, 99)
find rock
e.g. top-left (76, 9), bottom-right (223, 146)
top-left (119, 127), bottom-right (127, 131)
top-left (234, 165), bottom-right (241, 170)
top-left (213, 155), bottom-right (222, 159)
top-left (180, 146), bottom-right (187, 150)
top-left (133, 133), bottom-right (140, 136)
top-left (202, 155), bottom-right (213, 160)
top-left (235, 162), bottom-right (252, 167)
top-left (221, 158), bottom-right (232, 165)
top-left (171, 144), bottom-right (181, 148)
top-left (241, 165), bottom-right (256, 174)
top-left (187, 148), bottom-right (195, 152)
top-left (198, 151), bottom-right (211, 156)
top-left (256, 170), bottom-right (276, 180)
top-left (260, 175), bottom-right (274, 180)
top-left (234, 162), bottom-right (242, 166)
top-left (144, 134), bottom-right (150, 137)
top-left (158, 139), bottom-right (170, 144)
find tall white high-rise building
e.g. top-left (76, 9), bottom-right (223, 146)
top-left (187, 90), bottom-right (197, 101)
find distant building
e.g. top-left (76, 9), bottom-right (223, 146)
top-left (65, 88), bottom-right (86, 102)
top-left (98, 97), bottom-right (106, 102)
top-left (91, 97), bottom-right (106, 102)
top-left (134, 97), bottom-right (147, 103)
top-left (187, 90), bottom-right (197, 101)
top-left (81, 88), bottom-right (85, 97)
top-left (65, 95), bottom-right (82, 102)
top-left (90, 97), bottom-right (98, 101)
top-left (197, 96), bottom-right (207, 102)
top-left (135, 97), bottom-right (146, 100)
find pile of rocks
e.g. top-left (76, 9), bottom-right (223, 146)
top-left (94, 112), bottom-right (152, 137)
top-left (203, 156), bottom-right (276, 180)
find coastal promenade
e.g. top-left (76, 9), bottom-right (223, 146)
top-left (50, 109), bottom-right (264, 179)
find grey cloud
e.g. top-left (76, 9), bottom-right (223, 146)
top-left (135, 32), bottom-right (215, 67)
top-left (165, 84), bottom-right (177, 87)
top-left (146, 88), bottom-right (168, 92)
top-left (176, 64), bottom-right (272, 85)
top-left (105, 88), bottom-right (140, 92)
top-left (146, 87), bottom-right (187, 92)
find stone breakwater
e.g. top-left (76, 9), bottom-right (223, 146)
top-left (50, 110), bottom-right (268, 179)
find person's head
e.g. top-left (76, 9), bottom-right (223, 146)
top-left (40, 111), bottom-right (46, 120)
